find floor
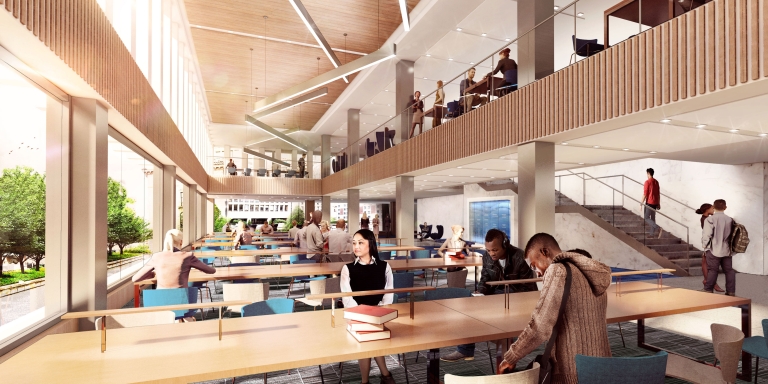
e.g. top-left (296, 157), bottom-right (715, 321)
top-left (155, 267), bottom-right (768, 384)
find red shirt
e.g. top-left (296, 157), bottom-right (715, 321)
top-left (644, 178), bottom-right (660, 206)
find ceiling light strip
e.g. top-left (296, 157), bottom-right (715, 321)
top-left (251, 87), bottom-right (328, 119)
top-left (252, 44), bottom-right (396, 113)
top-left (242, 148), bottom-right (291, 167)
top-left (189, 24), bottom-right (366, 56)
top-left (245, 115), bottom-right (308, 152)
top-left (287, 0), bottom-right (349, 83)
top-left (398, 0), bottom-right (411, 31)
top-left (245, 129), bottom-right (300, 147)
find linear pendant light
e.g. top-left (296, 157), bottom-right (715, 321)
top-left (245, 115), bottom-right (307, 152)
top-left (250, 87), bottom-right (328, 119)
top-left (288, 0), bottom-right (349, 83)
top-left (251, 44), bottom-right (396, 113)
top-left (245, 128), bottom-right (299, 147)
top-left (398, 0), bottom-right (410, 31)
top-left (243, 148), bottom-right (290, 167)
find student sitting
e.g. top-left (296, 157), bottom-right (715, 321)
top-left (132, 229), bottom-right (216, 289)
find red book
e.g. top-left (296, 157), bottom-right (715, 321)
top-left (347, 326), bottom-right (391, 342)
top-left (347, 320), bottom-right (385, 332)
top-left (343, 305), bottom-right (398, 324)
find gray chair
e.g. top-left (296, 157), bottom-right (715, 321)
top-left (226, 166), bottom-right (236, 175)
top-left (272, 169), bottom-right (282, 177)
top-left (286, 170), bottom-right (296, 178)
top-left (243, 168), bottom-right (252, 176)
top-left (256, 168), bottom-right (267, 177)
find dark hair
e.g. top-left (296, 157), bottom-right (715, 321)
top-left (500, 47), bottom-right (511, 56)
top-left (568, 248), bottom-right (593, 259)
top-left (353, 229), bottom-right (379, 259)
top-left (484, 228), bottom-right (508, 246)
top-left (714, 199), bottom-right (727, 211)
top-left (646, 168), bottom-right (654, 177)
top-left (695, 203), bottom-right (712, 215)
top-left (524, 233), bottom-right (560, 257)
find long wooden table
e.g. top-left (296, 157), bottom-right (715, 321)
top-left (133, 257), bottom-right (485, 307)
top-left (191, 245), bottom-right (424, 257)
top-left (3, 282), bottom-right (752, 383)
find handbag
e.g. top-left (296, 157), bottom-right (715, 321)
top-left (526, 261), bottom-right (573, 384)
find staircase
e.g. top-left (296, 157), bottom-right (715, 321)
top-left (479, 181), bottom-right (700, 277)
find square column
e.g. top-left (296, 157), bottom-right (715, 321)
top-left (307, 151), bottom-right (314, 178)
top-left (153, 164), bottom-right (176, 252)
top-left (322, 196), bottom-right (331, 223)
top-left (321, 134), bottom-right (331, 177)
top-left (517, 142), bottom-right (555, 245)
top-left (304, 200), bottom-right (315, 222)
top-left (241, 148), bottom-right (248, 170)
top-left (183, 184), bottom-right (197, 245)
top-left (348, 189), bottom-right (360, 233)
top-left (256, 148), bottom-right (266, 170)
top-left (69, 97), bottom-right (108, 329)
top-left (272, 149), bottom-right (282, 174)
top-left (198, 193), bottom-right (207, 237)
top-left (517, 0), bottom-right (554, 87)
top-left (206, 198), bottom-right (214, 235)
top-left (396, 176), bottom-right (415, 246)
top-left (291, 149), bottom-right (298, 170)
top-left (347, 109), bottom-right (360, 165)
top-left (396, 60), bottom-right (414, 143)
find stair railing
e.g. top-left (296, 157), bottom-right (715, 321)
top-left (588, 174), bottom-right (697, 212)
top-left (555, 172), bottom-right (693, 273)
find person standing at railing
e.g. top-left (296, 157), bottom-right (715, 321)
top-left (696, 203), bottom-right (724, 292)
top-left (226, 158), bottom-right (236, 175)
top-left (408, 91), bottom-right (424, 138)
top-left (432, 80), bottom-right (445, 128)
top-left (700, 199), bottom-right (735, 296)
top-left (298, 153), bottom-right (306, 178)
top-left (640, 168), bottom-right (663, 238)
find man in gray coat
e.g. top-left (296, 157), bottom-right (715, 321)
top-left (701, 199), bottom-right (735, 295)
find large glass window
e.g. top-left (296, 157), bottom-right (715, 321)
top-left (106, 136), bottom-right (155, 287)
top-left (0, 62), bottom-right (65, 344)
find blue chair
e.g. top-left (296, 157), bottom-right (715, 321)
top-left (199, 246), bottom-right (222, 251)
top-left (424, 287), bottom-right (472, 301)
top-left (378, 250), bottom-right (392, 260)
top-left (143, 287), bottom-right (198, 320)
top-left (392, 272), bottom-right (414, 302)
top-left (446, 100), bottom-right (460, 118)
top-left (575, 351), bottom-right (668, 384)
top-left (743, 319), bottom-right (768, 383)
top-left (410, 249), bottom-right (431, 284)
top-left (240, 298), bottom-right (295, 317)
top-left (289, 254), bottom-right (308, 264)
top-left (239, 245), bottom-right (257, 250)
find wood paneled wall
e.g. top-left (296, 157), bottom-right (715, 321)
top-left (0, 0), bottom-right (208, 189)
top-left (323, 0), bottom-right (766, 195)
top-left (208, 176), bottom-right (322, 196)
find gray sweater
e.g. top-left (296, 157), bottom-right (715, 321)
top-left (702, 211), bottom-right (733, 257)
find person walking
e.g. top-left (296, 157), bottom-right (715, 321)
top-left (641, 168), bottom-right (663, 238)
top-left (372, 214), bottom-right (380, 239)
top-left (696, 203), bottom-right (724, 292)
top-left (700, 199), bottom-right (736, 296)
top-left (298, 153), bottom-right (306, 178)
top-left (498, 233), bottom-right (612, 382)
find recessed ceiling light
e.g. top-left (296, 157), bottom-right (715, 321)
top-left (578, 162), bottom-right (585, 165)
top-left (457, 166), bottom-right (462, 168)
top-left (729, 129), bottom-right (740, 133)
top-left (695, 124), bottom-right (707, 129)
top-left (449, 175), bottom-right (453, 177)
top-left (561, 142), bottom-right (569, 145)
top-left (423, 77), bottom-right (428, 79)
top-left (593, 145), bottom-right (600, 148)
top-left (577, 12), bottom-right (584, 16)
top-left (491, 176), bottom-right (495, 178)
top-left (426, 54), bottom-right (431, 57)
top-left (470, 62), bottom-right (475, 64)
top-left (555, 161), bottom-right (560, 163)
top-left (449, 58), bottom-right (454, 61)
top-left (370, 102), bottom-right (374, 104)
top-left (622, 148), bottom-right (629, 151)
top-left (554, 5), bottom-right (560, 10)
top-left (387, 104), bottom-right (391, 106)
top-left (505, 38), bottom-right (510, 41)
top-left (481, 33), bottom-right (487, 37)
top-left (456, 28), bottom-right (462, 31)
top-left (760, 133), bottom-right (768, 137)
top-left (649, 151), bottom-right (657, 154)
top-left (442, 181), bottom-right (447, 183)
top-left (505, 169), bottom-right (510, 171)
top-left (660, 119), bottom-right (671, 123)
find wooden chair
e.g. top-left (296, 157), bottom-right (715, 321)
top-left (445, 362), bottom-right (539, 384)
top-left (667, 323), bottom-right (744, 384)
top-left (222, 282), bottom-right (270, 316)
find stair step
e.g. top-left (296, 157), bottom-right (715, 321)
top-left (632, 238), bottom-right (683, 246)
top-left (671, 258), bottom-right (702, 270)
top-left (589, 209), bottom-right (636, 216)
top-left (648, 244), bottom-right (691, 252)
top-left (658, 250), bottom-right (704, 260)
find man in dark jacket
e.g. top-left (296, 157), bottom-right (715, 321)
top-left (442, 229), bottom-right (538, 362)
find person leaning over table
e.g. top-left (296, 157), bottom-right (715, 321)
top-left (442, 228), bottom-right (538, 363)
top-left (498, 233), bottom-right (612, 383)
top-left (340, 229), bottom-right (396, 384)
top-left (260, 221), bottom-right (274, 234)
top-left (306, 210), bottom-right (326, 261)
top-left (232, 221), bottom-right (253, 249)
top-left (132, 229), bottom-right (216, 320)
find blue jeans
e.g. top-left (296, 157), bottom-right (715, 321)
top-left (457, 343), bottom-right (475, 357)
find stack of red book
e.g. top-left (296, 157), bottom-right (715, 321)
top-left (344, 305), bottom-right (398, 342)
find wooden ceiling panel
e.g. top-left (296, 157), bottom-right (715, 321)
top-left (184, 0), bottom-right (419, 140)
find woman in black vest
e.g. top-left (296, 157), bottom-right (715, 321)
top-left (340, 229), bottom-right (395, 384)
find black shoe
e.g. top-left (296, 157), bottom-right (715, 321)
top-left (698, 288), bottom-right (714, 293)
top-left (725, 292), bottom-right (736, 296)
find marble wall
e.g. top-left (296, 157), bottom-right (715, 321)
top-left (416, 194), bottom-right (464, 239)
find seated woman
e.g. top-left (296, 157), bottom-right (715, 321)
top-left (340, 229), bottom-right (396, 384)
top-left (437, 225), bottom-right (471, 272)
top-left (232, 221), bottom-right (253, 249)
top-left (132, 229), bottom-right (216, 289)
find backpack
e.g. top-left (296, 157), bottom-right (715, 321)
top-left (730, 221), bottom-right (749, 254)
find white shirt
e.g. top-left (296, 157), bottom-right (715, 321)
top-left (328, 228), bottom-right (353, 254)
top-left (340, 256), bottom-right (394, 308)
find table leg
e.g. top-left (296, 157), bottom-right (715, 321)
top-left (134, 284), bottom-right (140, 308)
top-left (426, 348), bottom-right (440, 384)
top-left (475, 266), bottom-right (479, 291)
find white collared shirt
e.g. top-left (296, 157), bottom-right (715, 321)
top-left (340, 256), bottom-right (394, 308)
top-left (328, 228), bottom-right (353, 254)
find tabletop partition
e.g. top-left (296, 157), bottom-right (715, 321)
top-left (323, 0), bottom-right (683, 174)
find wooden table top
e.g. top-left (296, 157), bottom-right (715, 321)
top-left (193, 245), bottom-right (424, 257)
top-left (464, 76), bottom-right (504, 95)
top-left (1, 301), bottom-right (506, 383)
top-left (193, 240), bottom-right (296, 248)
top-left (134, 257), bottom-right (485, 285)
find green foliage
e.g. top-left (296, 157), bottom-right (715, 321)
top-left (285, 206), bottom-right (305, 230)
top-left (107, 178), bottom-right (153, 255)
top-left (213, 205), bottom-right (228, 232)
top-left (272, 219), bottom-right (286, 225)
top-left (125, 244), bottom-right (151, 254)
top-left (0, 166), bottom-right (46, 274)
top-left (0, 268), bottom-right (45, 286)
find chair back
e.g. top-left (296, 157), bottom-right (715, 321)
top-left (425, 287), bottom-right (472, 301)
top-left (366, 139), bottom-right (377, 157)
top-left (238, 245), bottom-right (257, 250)
top-left (243, 168), bottom-right (252, 176)
top-left (223, 282), bottom-right (270, 312)
top-left (143, 287), bottom-right (196, 318)
top-left (291, 259), bottom-right (315, 265)
top-left (257, 168), bottom-right (267, 176)
top-left (447, 269), bottom-right (469, 288)
top-left (503, 69), bottom-right (518, 87)
top-left (376, 131), bottom-right (386, 152)
top-left (199, 257), bottom-right (215, 265)
top-left (711, 323), bottom-right (745, 383)
top-left (575, 351), bottom-right (668, 384)
top-left (378, 251), bottom-right (392, 260)
top-left (241, 298), bottom-right (295, 317)
top-left (393, 272), bottom-right (415, 290)
top-left (286, 170), bottom-right (296, 177)
top-left (308, 279), bottom-right (327, 295)
top-left (445, 362), bottom-right (540, 384)
top-left (95, 311), bottom-right (175, 330)
top-left (431, 225), bottom-right (444, 240)
top-left (572, 35), bottom-right (597, 52)
top-left (229, 256), bottom-right (258, 264)
top-left (338, 253), bottom-right (356, 263)
top-left (411, 249), bottom-right (431, 259)
top-left (332, 158), bottom-right (339, 173)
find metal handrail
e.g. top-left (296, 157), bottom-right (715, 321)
top-left (589, 174), bottom-right (697, 211)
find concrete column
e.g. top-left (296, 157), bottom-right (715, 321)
top-left (517, 0), bottom-right (554, 87)
top-left (198, 193), bottom-right (207, 237)
top-left (517, 141), bottom-right (555, 246)
top-left (206, 198), bottom-right (214, 234)
top-left (322, 196), bottom-right (331, 222)
top-left (307, 151), bottom-right (314, 178)
top-left (273, 149), bottom-right (282, 173)
top-left (395, 60), bottom-right (415, 143)
top-left (291, 149), bottom-right (298, 170)
top-left (153, 164), bottom-right (177, 251)
top-left (69, 97), bottom-right (108, 329)
top-left (256, 147), bottom-right (266, 169)
top-left (183, 184), bottom-right (197, 245)
top-left (348, 189), bottom-right (360, 233)
top-left (241, 148), bottom-right (248, 171)
top-left (347, 109), bottom-right (360, 165)
top-left (304, 200), bottom-right (315, 222)
top-left (396, 176), bottom-right (415, 246)
top-left (321, 134), bottom-right (331, 177)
